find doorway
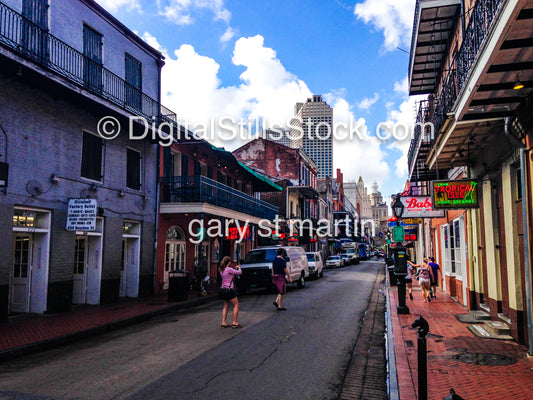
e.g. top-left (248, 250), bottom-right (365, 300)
top-left (72, 219), bottom-right (103, 305)
top-left (120, 221), bottom-right (141, 298)
top-left (10, 208), bottom-right (50, 314)
top-left (164, 226), bottom-right (186, 290)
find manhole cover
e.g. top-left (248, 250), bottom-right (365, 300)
top-left (452, 352), bottom-right (517, 366)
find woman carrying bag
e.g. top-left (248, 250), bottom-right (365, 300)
top-left (407, 258), bottom-right (434, 303)
top-left (218, 256), bottom-right (243, 328)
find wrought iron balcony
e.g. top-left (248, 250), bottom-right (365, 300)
top-left (0, 1), bottom-right (176, 124)
top-left (161, 175), bottom-right (279, 220)
top-left (457, 0), bottom-right (503, 94)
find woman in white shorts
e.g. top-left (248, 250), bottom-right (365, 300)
top-left (408, 258), bottom-right (434, 303)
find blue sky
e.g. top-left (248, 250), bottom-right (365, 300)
top-left (96, 0), bottom-right (420, 200)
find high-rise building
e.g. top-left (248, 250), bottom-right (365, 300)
top-left (290, 95), bottom-right (333, 179)
top-left (261, 128), bottom-right (291, 148)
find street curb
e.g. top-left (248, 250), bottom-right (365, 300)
top-left (385, 264), bottom-right (400, 400)
top-left (0, 294), bottom-right (218, 362)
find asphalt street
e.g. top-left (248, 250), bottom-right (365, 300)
top-left (0, 260), bottom-right (383, 400)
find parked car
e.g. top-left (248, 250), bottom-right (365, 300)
top-left (339, 253), bottom-right (351, 266)
top-left (346, 250), bottom-right (360, 264)
top-left (238, 246), bottom-right (309, 293)
top-left (326, 255), bottom-right (342, 268)
top-left (306, 252), bottom-right (324, 279)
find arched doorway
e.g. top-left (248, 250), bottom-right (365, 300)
top-left (164, 226), bottom-right (186, 290)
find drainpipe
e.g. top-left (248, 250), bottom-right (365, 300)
top-left (505, 117), bottom-right (533, 354)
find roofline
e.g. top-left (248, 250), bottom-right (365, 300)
top-left (81, 0), bottom-right (165, 62)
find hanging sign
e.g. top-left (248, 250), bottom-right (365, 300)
top-left (66, 199), bottom-right (97, 231)
top-left (399, 196), bottom-right (445, 218)
top-left (432, 180), bottom-right (479, 209)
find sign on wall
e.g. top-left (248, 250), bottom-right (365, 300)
top-left (399, 196), bottom-right (445, 218)
top-left (66, 199), bottom-right (97, 231)
top-left (432, 180), bottom-right (479, 209)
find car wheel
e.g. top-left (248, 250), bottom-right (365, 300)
top-left (297, 272), bottom-right (305, 288)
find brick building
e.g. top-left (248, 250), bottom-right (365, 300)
top-left (0, 0), bottom-right (166, 320)
top-left (233, 138), bottom-right (319, 250)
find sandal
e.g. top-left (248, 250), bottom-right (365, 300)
top-left (277, 307), bottom-right (287, 311)
top-left (273, 301), bottom-right (279, 309)
top-left (232, 323), bottom-right (243, 329)
top-left (221, 324), bottom-right (230, 328)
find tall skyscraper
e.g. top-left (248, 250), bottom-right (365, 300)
top-left (290, 95), bottom-right (333, 179)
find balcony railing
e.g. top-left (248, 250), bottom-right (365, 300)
top-left (408, 99), bottom-right (436, 172)
top-left (0, 1), bottom-right (177, 124)
top-left (161, 176), bottom-right (279, 221)
top-left (457, 0), bottom-right (503, 93)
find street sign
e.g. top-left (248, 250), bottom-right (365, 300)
top-left (393, 226), bottom-right (405, 242)
top-left (66, 199), bottom-right (97, 231)
top-left (399, 196), bottom-right (445, 218)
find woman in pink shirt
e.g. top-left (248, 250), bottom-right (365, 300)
top-left (219, 256), bottom-right (243, 328)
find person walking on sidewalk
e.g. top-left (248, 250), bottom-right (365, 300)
top-left (272, 248), bottom-right (292, 311)
top-left (218, 256), bottom-right (243, 328)
top-left (408, 258), bottom-right (434, 303)
top-left (428, 256), bottom-right (441, 299)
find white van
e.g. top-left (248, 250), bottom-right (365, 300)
top-left (238, 246), bottom-right (309, 293)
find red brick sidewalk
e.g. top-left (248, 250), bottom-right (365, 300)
top-left (389, 285), bottom-right (533, 399)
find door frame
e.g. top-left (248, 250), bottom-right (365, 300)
top-left (11, 207), bottom-right (51, 314)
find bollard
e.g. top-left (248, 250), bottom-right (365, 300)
top-left (443, 388), bottom-right (466, 400)
top-left (412, 316), bottom-right (429, 400)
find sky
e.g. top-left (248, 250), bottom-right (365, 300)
top-left (96, 0), bottom-right (423, 200)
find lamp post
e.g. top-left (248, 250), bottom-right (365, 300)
top-left (392, 195), bottom-right (409, 315)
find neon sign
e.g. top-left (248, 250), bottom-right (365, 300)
top-left (433, 180), bottom-right (479, 209)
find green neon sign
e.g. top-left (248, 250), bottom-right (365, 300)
top-left (432, 180), bottom-right (479, 209)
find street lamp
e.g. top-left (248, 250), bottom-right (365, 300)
top-left (392, 195), bottom-right (409, 315)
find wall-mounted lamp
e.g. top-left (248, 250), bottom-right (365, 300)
top-left (50, 174), bottom-right (60, 184)
top-left (89, 184), bottom-right (99, 192)
top-left (119, 190), bottom-right (125, 198)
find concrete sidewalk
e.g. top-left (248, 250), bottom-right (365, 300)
top-left (0, 292), bottom-right (217, 361)
top-left (387, 277), bottom-right (533, 399)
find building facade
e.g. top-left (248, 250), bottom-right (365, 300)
top-left (407, 0), bottom-right (533, 345)
top-left (290, 95), bottom-right (333, 179)
top-left (157, 141), bottom-right (281, 295)
top-left (232, 138), bottom-right (319, 250)
top-left (0, 0), bottom-right (166, 320)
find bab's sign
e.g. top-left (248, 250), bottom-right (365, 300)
top-left (432, 180), bottom-right (479, 209)
top-left (399, 196), bottom-right (445, 218)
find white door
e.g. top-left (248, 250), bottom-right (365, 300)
top-left (11, 234), bottom-right (32, 313)
top-left (164, 241), bottom-right (185, 290)
top-left (120, 237), bottom-right (140, 298)
top-left (73, 236), bottom-right (88, 304)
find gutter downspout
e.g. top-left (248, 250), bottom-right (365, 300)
top-left (505, 117), bottom-right (533, 354)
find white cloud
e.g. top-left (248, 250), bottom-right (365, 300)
top-left (220, 27), bottom-right (237, 44)
top-left (158, 35), bottom-right (312, 149)
top-left (354, 0), bottom-right (415, 51)
top-left (95, 0), bottom-right (141, 13)
top-left (386, 94), bottom-right (426, 177)
top-left (357, 93), bottom-right (379, 110)
top-left (325, 93), bottom-right (390, 186)
top-left (394, 76), bottom-right (408, 95)
top-left (142, 32), bottom-right (167, 54)
top-left (159, 0), bottom-right (231, 25)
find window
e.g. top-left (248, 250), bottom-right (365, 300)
top-left (125, 53), bottom-right (142, 110)
top-left (81, 131), bottom-right (103, 181)
top-left (127, 148), bottom-right (141, 190)
top-left (83, 25), bottom-right (103, 91)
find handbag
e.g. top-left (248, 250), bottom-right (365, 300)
top-left (414, 268), bottom-right (421, 280)
top-left (218, 287), bottom-right (234, 300)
